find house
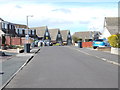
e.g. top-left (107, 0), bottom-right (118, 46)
top-left (49, 28), bottom-right (62, 44)
top-left (14, 24), bottom-right (28, 29)
top-left (101, 17), bottom-right (119, 39)
top-left (15, 28), bottom-right (36, 38)
top-left (30, 26), bottom-right (50, 41)
top-left (72, 31), bottom-right (92, 42)
top-left (0, 18), bottom-right (16, 37)
top-left (43, 27), bottom-right (51, 42)
top-left (0, 18), bottom-right (5, 37)
top-left (61, 30), bottom-right (72, 45)
top-left (72, 31), bottom-right (101, 42)
top-left (14, 24), bottom-right (36, 38)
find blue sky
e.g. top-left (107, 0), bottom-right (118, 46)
top-left (0, 0), bottom-right (118, 34)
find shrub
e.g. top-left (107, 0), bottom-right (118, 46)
top-left (9, 45), bottom-right (23, 49)
top-left (56, 43), bottom-right (60, 46)
top-left (108, 34), bottom-right (120, 48)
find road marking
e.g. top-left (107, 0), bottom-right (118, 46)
top-left (68, 46), bottom-right (120, 66)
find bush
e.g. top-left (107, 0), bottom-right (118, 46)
top-left (9, 45), bottom-right (23, 49)
top-left (56, 43), bottom-right (60, 46)
top-left (108, 34), bottom-right (120, 48)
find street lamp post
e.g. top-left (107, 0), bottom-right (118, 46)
top-left (26, 15), bottom-right (33, 35)
top-left (24, 15), bottom-right (33, 53)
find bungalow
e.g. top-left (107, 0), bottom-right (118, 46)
top-left (100, 17), bottom-right (119, 39)
top-left (43, 27), bottom-right (51, 42)
top-left (72, 31), bottom-right (101, 42)
top-left (49, 28), bottom-right (62, 44)
top-left (61, 30), bottom-right (72, 45)
top-left (30, 26), bottom-right (51, 41)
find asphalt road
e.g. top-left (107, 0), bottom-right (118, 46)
top-left (5, 46), bottom-right (118, 88)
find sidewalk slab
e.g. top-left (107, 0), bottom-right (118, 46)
top-left (70, 46), bottom-right (118, 63)
top-left (0, 47), bottom-right (40, 89)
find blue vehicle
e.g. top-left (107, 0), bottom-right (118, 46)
top-left (93, 39), bottom-right (109, 49)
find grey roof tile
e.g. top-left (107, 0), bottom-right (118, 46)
top-left (30, 26), bottom-right (47, 37)
top-left (105, 17), bottom-right (119, 35)
top-left (61, 30), bottom-right (70, 41)
top-left (49, 28), bottom-right (59, 41)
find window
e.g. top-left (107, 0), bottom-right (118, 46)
top-left (16, 29), bottom-right (19, 34)
top-left (46, 32), bottom-right (49, 36)
top-left (58, 34), bottom-right (61, 38)
top-left (68, 35), bottom-right (71, 38)
top-left (31, 30), bottom-right (32, 35)
top-left (32, 30), bottom-right (34, 35)
top-left (9, 24), bottom-right (11, 29)
top-left (10, 24), bottom-right (13, 30)
top-left (19, 28), bottom-right (22, 34)
top-left (5, 23), bottom-right (7, 29)
top-left (22, 30), bottom-right (25, 34)
top-left (28, 30), bottom-right (31, 35)
top-left (2, 22), bottom-right (5, 28)
top-left (25, 29), bottom-right (27, 34)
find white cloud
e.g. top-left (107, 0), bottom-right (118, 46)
top-left (0, 2), bottom-right (118, 34)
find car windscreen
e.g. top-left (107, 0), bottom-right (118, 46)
top-left (94, 39), bottom-right (103, 41)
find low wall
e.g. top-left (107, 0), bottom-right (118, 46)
top-left (6, 36), bottom-right (11, 45)
top-left (82, 42), bottom-right (93, 47)
top-left (75, 43), bottom-right (78, 46)
top-left (111, 47), bottom-right (120, 55)
top-left (74, 42), bottom-right (93, 47)
top-left (5, 36), bottom-right (32, 46)
top-left (11, 37), bottom-right (21, 45)
top-left (97, 47), bottom-right (111, 51)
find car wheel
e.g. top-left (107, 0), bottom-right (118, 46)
top-left (93, 47), bottom-right (97, 49)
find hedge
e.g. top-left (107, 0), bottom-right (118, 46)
top-left (108, 34), bottom-right (120, 48)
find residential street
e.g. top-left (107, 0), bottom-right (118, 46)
top-left (5, 46), bottom-right (118, 88)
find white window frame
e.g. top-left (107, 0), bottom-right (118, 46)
top-left (2, 22), bottom-right (5, 29)
top-left (46, 32), bottom-right (49, 36)
top-left (5, 23), bottom-right (7, 29)
top-left (32, 30), bottom-right (34, 35)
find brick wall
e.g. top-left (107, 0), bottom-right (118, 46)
top-left (21, 38), bottom-right (26, 45)
top-left (5, 36), bottom-right (32, 46)
top-left (11, 37), bottom-right (21, 45)
top-left (6, 36), bottom-right (11, 45)
top-left (82, 42), bottom-right (93, 47)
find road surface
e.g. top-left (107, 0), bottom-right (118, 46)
top-left (5, 46), bottom-right (118, 88)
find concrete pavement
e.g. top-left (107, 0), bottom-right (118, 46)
top-left (0, 47), bottom-right (41, 89)
top-left (69, 46), bottom-right (119, 66)
top-left (4, 46), bottom-right (118, 88)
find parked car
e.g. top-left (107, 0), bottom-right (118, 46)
top-left (93, 39), bottom-right (110, 49)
